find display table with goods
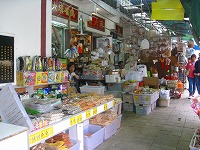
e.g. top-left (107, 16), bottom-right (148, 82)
top-left (0, 83), bottom-right (122, 150)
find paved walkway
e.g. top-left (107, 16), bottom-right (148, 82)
top-left (96, 91), bottom-right (199, 150)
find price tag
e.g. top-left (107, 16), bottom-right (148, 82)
top-left (86, 110), bottom-right (91, 119)
top-left (146, 96), bottom-right (149, 101)
top-left (70, 116), bottom-right (77, 126)
top-left (104, 104), bottom-right (108, 111)
top-left (77, 114), bottom-right (82, 123)
top-left (93, 107), bottom-right (97, 116)
top-left (135, 96), bottom-right (139, 101)
top-left (29, 126), bottom-right (54, 145)
top-left (29, 132), bottom-right (41, 145)
top-left (112, 101), bottom-right (115, 107)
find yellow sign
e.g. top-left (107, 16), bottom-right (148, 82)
top-left (86, 110), bottom-right (91, 119)
top-left (104, 104), bottom-right (108, 111)
top-left (29, 126), bottom-right (54, 145)
top-left (146, 96), bottom-right (149, 101)
top-left (93, 107), bottom-right (97, 116)
top-left (151, 0), bottom-right (184, 20)
top-left (77, 114), bottom-right (82, 123)
top-left (70, 116), bottom-right (77, 126)
top-left (135, 96), bottom-right (139, 101)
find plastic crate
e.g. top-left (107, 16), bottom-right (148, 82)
top-left (116, 114), bottom-right (122, 129)
top-left (84, 124), bottom-right (104, 150)
top-left (151, 101), bottom-right (156, 111)
top-left (107, 83), bottom-right (123, 91)
top-left (112, 103), bottom-right (122, 115)
top-left (158, 99), bottom-right (170, 107)
top-left (123, 82), bottom-right (139, 92)
top-left (80, 86), bottom-right (105, 95)
top-left (134, 92), bottom-right (159, 105)
top-left (104, 119), bottom-right (118, 140)
top-left (122, 94), bottom-right (134, 103)
top-left (69, 139), bottom-right (80, 150)
top-left (123, 102), bottom-right (134, 111)
top-left (189, 136), bottom-right (200, 150)
top-left (136, 104), bottom-right (151, 115)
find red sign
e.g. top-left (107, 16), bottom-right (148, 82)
top-left (116, 24), bottom-right (123, 37)
top-left (52, 0), bottom-right (78, 22)
top-left (87, 15), bottom-right (105, 32)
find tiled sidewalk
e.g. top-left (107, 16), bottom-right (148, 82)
top-left (96, 92), bottom-right (199, 150)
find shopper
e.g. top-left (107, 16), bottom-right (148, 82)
top-left (194, 56), bottom-right (200, 96)
top-left (186, 54), bottom-right (196, 99)
top-left (186, 40), bottom-right (195, 59)
top-left (68, 62), bottom-right (79, 89)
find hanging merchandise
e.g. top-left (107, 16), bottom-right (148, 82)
top-left (16, 56), bottom-right (25, 71)
top-left (25, 56), bottom-right (32, 71)
top-left (165, 58), bottom-right (171, 71)
top-left (56, 58), bottom-right (61, 71)
top-left (47, 57), bottom-right (53, 71)
top-left (42, 57), bottom-right (47, 72)
top-left (77, 43), bottom-right (83, 54)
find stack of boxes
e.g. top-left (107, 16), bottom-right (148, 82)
top-left (134, 91), bottom-right (159, 115)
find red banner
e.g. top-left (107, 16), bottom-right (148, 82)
top-left (52, 0), bottom-right (78, 22)
top-left (116, 24), bottom-right (123, 37)
top-left (87, 15), bottom-right (105, 32)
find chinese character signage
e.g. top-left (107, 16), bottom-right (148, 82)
top-left (116, 24), bottom-right (123, 37)
top-left (87, 15), bottom-right (105, 32)
top-left (52, 0), bottom-right (78, 22)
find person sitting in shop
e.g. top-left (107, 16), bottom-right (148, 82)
top-left (186, 40), bottom-right (195, 59)
top-left (68, 62), bottom-right (80, 90)
top-left (186, 54), bottom-right (196, 99)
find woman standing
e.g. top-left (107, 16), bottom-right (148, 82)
top-left (68, 62), bottom-right (79, 90)
top-left (186, 54), bottom-right (196, 99)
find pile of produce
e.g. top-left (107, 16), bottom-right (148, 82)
top-left (134, 87), bottom-right (158, 94)
top-left (45, 133), bottom-right (73, 149)
top-left (70, 93), bottom-right (114, 111)
top-left (90, 110), bottom-right (117, 126)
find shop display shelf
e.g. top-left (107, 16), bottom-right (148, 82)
top-left (28, 100), bottom-right (114, 147)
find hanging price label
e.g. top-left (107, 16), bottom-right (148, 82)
top-left (134, 96), bottom-right (139, 101)
top-left (77, 114), bottom-right (82, 123)
top-left (43, 126), bottom-right (54, 140)
top-left (146, 96), bottom-right (149, 101)
top-left (29, 126), bottom-right (54, 145)
top-left (29, 132), bottom-right (41, 145)
top-left (93, 107), bottom-right (97, 116)
top-left (104, 104), bottom-right (108, 110)
top-left (86, 110), bottom-right (91, 119)
top-left (70, 116), bottom-right (77, 126)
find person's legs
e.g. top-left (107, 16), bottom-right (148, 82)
top-left (195, 76), bottom-right (200, 95)
top-left (188, 77), bottom-right (193, 96)
top-left (192, 78), bottom-right (196, 95)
